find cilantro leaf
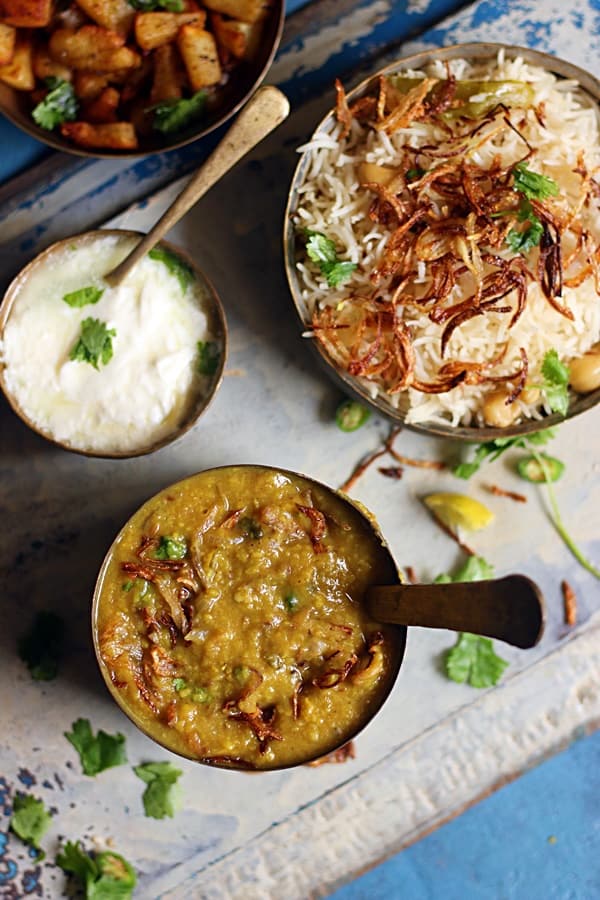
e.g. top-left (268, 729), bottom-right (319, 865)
top-left (63, 286), bottom-right (104, 308)
top-left (56, 841), bottom-right (137, 899)
top-left (324, 261), bottom-right (358, 287)
top-left (69, 318), bottom-right (116, 370)
top-left (65, 719), bottom-right (127, 776)
top-left (512, 162), bottom-right (559, 201)
top-left (151, 89), bottom-right (207, 133)
top-left (507, 218), bottom-right (543, 253)
top-left (56, 840), bottom-right (98, 885)
top-left (435, 556), bottom-right (507, 687)
top-left (539, 349), bottom-right (570, 415)
top-left (453, 428), bottom-right (557, 479)
top-left (148, 246), bottom-right (193, 293)
top-left (18, 610), bottom-right (65, 681)
top-left (32, 77), bottom-right (78, 130)
top-left (133, 762), bottom-right (183, 819)
top-left (304, 230), bottom-right (357, 288)
top-left (446, 633), bottom-right (508, 688)
top-left (197, 340), bottom-right (219, 376)
top-left (154, 535), bottom-right (187, 560)
top-left (10, 794), bottom-right (52, 857)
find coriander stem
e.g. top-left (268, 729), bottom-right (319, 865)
top-left (528, 445), bottom-right (600, 580)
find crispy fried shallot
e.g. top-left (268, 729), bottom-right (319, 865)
top-left (313, 653), bottom-right (358, 689)
top-left (561, 579), bottom-right (577, 627)
top-left (486, 484), bottom-right (527, 503)
top-left (227, 705), bottom-right (283, 753)
top-left (307, 741), bottom-right (356, 767)
top-left (296, 504), bottom-right (328, 552)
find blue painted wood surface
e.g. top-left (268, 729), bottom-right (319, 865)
top-left (328, 728), bottom-right (600, 900)
top-left (1, 1), bottom-right (599, 898)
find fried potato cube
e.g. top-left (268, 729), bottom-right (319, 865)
top-left (177, 24), bottom-right (220, 90)
top-left (0, 34), bottom-right (33, 88)
top-left (210, 13), bottom-right (260, 60)
top-left (202, 0), bottom-right (271, 24)
top-left (150, 43), bottom-right (185, 103)
top-left (0, 23), bottom-right (15, 64)
top-left (33, 44), bottom-right (72, 81)
top-left (61, 119), bottom-right (138, 149)
top-left (74, 70), bottom-right (110, 99)
top-left (49, 26), bottom-right (141, 71)
top-left (74, 0), bottom-right (135, 37)
top-left (134, 10), bottom-right (205, 51)
top-left (83, 85), bottom-right (119, 122)
top-left (0, 0), bottom-right (52, 27)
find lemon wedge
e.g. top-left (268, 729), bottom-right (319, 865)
top-left (423, 492), bottom-right (495, 532)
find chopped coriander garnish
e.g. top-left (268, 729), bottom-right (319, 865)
top-left (63, 286), bottom-right (104, 308)
top-left (434, 555), bottom-right (495, 584)
top-left (284, 593), bottom-right (299, 612)
top-left (154, 535), bottom-right (187, 560)
top-left (122, 580), bottom-right (134, 592)
top-left (32, 77), bottom-right (78, 130)
top-left (512, 162), bottom-right (559, 201)
top-left (133, 761), bottom-right (183, 819)
top-left (148, 246), bottom-right (193, 293)
top-left (197, 340), bottom-right (220, 376)
top-left (233, 665), bottom-right (251, 683)
top-left (239, 517), bottom-right (263, 539)
top-left (56, 841), bottom-right (136, 899)
top-left (436, 556), bottom-right (508, 688)
top-left (152, 89), bottom-right (207, 133)
top-left (304, 229), bottom-right (357, 288)
top-left (335, 399), bottom-right (371, 432)
top-left (10, 794), bottom-right (52, 858)
top-left (446, 632), bottom-right (509, 688)
top-left (18, 610), bottom-right (65, 681)
top-left (506, 200), bottom-right (544, 253)
top-left (65, 718), bottom-right (127, 776)
top-left (540, 349), bottom-right (570, 415)
top-left (191, 686), bottom-right (212, 703)
top-left (406, 167), bottom-right (425, 180)
top-left (69, 317), bottom-right (116, 370)
top-left (173, 677), bottom-right (187, 692)
top-left (453, 428), bottom-right (556, 479)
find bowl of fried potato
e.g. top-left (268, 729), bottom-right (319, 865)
top-left (0, 0), bottom-right (283, 155)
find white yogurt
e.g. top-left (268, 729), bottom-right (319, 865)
top-left (0, 233), bottom-right (221, 454)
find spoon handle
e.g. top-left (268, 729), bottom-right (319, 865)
top-left (367, 575), bottom-right (545, 649)
top-left (105, 85), bottom-right (290, 287)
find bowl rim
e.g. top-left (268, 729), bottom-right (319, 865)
top-left (91, 462), bottom-right (407, 772)
top-left (283, 41), bottom-right (600, 441)
top-left (0, 228), bottom-right (229, 458)
top-left (0, 1), bottom-right (285, 159)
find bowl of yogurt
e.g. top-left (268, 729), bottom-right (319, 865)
top-left (0, 229), bottom-right (227, 457)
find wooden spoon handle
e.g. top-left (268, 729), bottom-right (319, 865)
top-left (105, 85), bottom-right (290, 287)
top-left (367, 575), bottom-right (545, 649)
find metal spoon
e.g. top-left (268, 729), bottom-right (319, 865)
top-left (104, 85), bottom-right (290, 289)
top-left (367, 574), bottom-right (545, 649)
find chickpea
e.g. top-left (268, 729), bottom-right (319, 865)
top-left (482, 389), bottom-right (520, 428)
top-left (520, 386), bottom-right (540, 405)
top-left (569, 343), bottom-right (600, 394)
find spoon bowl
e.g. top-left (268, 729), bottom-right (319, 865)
top-left (91, 463), bottom-right (545, 770)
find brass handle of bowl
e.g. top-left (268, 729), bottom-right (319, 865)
top-left (105, 85), bottom-right (290, 288)
top-left (366, 575), bottom-right (545, 649)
